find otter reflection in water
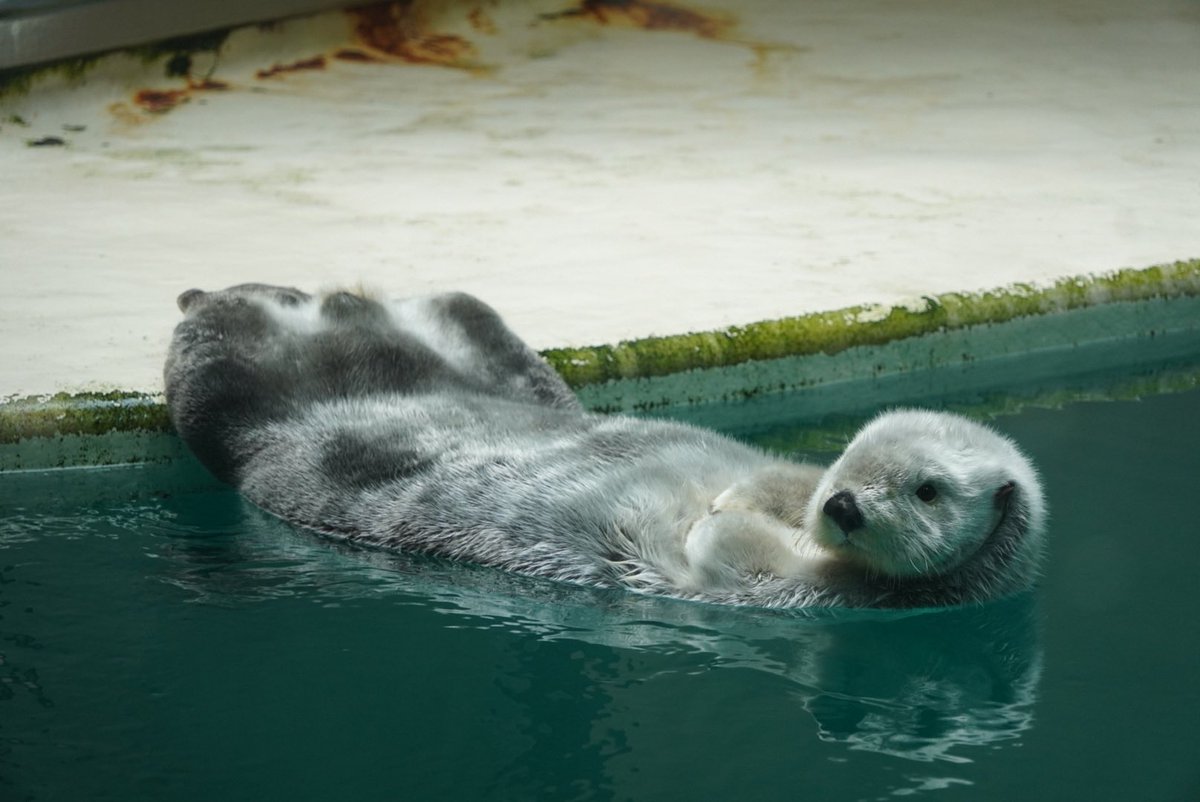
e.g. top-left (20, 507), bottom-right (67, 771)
top-left (156, 506), bottom-right (1043, 773)
top-left (165, 284), bottom-right (1047, 608)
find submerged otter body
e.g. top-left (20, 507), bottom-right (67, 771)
top-left (165, 284), bottom-right (1048, 608)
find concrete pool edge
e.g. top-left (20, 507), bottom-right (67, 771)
top-left (571, 262), bottom-right (1200, 413)
top-left (545, 258), bottom-right (1200, 388)
top-left (1, 257), bottom-right (1198, 471)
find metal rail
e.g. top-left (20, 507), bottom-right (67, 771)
top-left (0, 0), bottom-right (351, 69)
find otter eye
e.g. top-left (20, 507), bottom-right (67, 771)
top-left (915, 483), bottom-right (938, 503)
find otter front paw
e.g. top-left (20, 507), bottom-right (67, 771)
top-left (708, 463), bottom-right (824, 527)
top-left (684, 510), bottom-right (813, 591)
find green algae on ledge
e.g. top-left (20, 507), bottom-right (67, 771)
top-left (0, 392), bottom-right (170, 445)
top-left (541, 259), bottom-right (1200, 388)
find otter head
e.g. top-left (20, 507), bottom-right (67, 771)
top-left (806, 410), bottom-right (1047, 594)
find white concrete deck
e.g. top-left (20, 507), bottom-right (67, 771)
top-left (1, 0), bottom-right (1197, 399)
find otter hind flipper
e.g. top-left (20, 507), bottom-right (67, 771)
top-left (388, 291), bottom-right (580, 411)
top-left (165, 287), bottom-right (300, 482)
top-left (176, 288), bottom-right (205, 312)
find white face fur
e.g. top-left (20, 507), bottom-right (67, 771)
top-left (805, 410), bottom-right (1045, 579)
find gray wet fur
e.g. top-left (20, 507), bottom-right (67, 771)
top-left (165, 283), bottom-right (1047, 608)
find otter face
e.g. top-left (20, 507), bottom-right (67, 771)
top-left (806, 410), bottom-right (1044, 580)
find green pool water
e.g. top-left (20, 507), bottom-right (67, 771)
top-left (2, 381), bottom-right (1199, 801)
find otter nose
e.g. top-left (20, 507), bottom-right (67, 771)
top-left (823, 490), bottom-right (864, 534)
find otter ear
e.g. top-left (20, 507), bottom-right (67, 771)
top-left (994, 481), bottom-right (1015, 507)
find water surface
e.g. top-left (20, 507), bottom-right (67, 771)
top-left (2, 385), bottom-right (1198, 801)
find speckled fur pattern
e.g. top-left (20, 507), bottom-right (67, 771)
top-left (165, 284), bottom-right (1047, 608)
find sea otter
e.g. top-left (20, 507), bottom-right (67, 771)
top-left (164, 283), bottom-right (1047, 608)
